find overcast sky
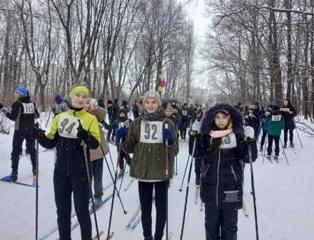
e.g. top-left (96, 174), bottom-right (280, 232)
top-left (180, 0), bottom-right (211, 88)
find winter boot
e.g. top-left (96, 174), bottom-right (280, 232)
top-left (2, 170), bottom-right (18, 182)
top-left (290, 142), bottom-right (294, 148)
top-left (259, 146), bottom-right (263, 152)
top-left (266, 155), bottom-right (271, 161)
top-left (95, 197), bottom-right (102, 209)
top-left (274, 155), bottom-right (279, 163)
top-left (195, 175), bottom-right (200, 186)
top-left (283, 142), bottom-right (287, 148)
top-left (118, 168), bottom-right (125, 177)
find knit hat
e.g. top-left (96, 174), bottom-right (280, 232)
top-left (69, 85), bottom-right (89, 99)
top-left (15, 86), bottom-right (28, 97)
top-left (143, 91), bottom-right (161, 106)
top-left (119, 108), bottom-right (128, 116)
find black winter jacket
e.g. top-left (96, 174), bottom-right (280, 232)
top-left (281, 104), bottom-right (296, 129)
top-left (200, 132), bottom-right (257, 210)
top-left (6, 96), bottom-right (39, 134)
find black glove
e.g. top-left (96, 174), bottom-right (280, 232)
top-left (33, 123), bottom-right (45, 139)
top-left (77, 121), bottom-right (89, 143)
top-left (0, 103), bottom-right (3, 110)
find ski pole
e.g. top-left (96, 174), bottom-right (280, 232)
top-left (295, 127), bottom-right (303, 148)
top-left (106, 138), bottom-right (123, 240)
top-left (35, 138), bottom-right (39, 240)
top-left (248, 142), bottom-right (259, 240)
top-left (180, 137), bottom-right (197, 240)
top-left (262, 136), bottom-right (268, 164)
top-left (164, 123), bottom-right (170, 240)
top-left (80, 131), bottom-right (100, 240)
top-left (279, 139), bottom-right (289, 166)
top-left (179, 155), bottom-right (191, 192)
top-left (118, 160), bottom-right (127, 194)
top-left (107, 144), bottom-right (116, 173)
top-left (175, 156), bottom-right (178, 175)
top-left (103, 154), bottom-right (127, 214)
top-left (45, 108), bottom-right (52, 128)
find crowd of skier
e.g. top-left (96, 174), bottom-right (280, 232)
top-left (0, 85), bottom-right (298, 240)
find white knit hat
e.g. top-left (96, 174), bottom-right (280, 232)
top-left (143, 91), bottom-right (161, 106)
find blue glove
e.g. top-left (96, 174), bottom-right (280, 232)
top-left (116, 127), bottom-right (128, 142)
top-left (163, 128), bottom-right (174, 145)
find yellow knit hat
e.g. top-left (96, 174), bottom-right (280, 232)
top-left (69, 85), bottom-right (89, 99)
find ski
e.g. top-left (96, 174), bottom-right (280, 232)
top-left (124, 178), bottom-right (135, 192)
top-left (91, 230), bottom-right (104, 240)
top-left (131, 214), bottom-right (141, 230)
top-left (126, 205), bottom-right (141, 229)
top-left (1, 179), bottom-right (37, 188)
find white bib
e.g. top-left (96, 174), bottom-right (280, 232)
top-left (220, 132), bottom-right (237, 149)
top-left (58, 114), bottom-right (80, 139)
top-left (22, 103), bottom-right (35, 114)
top-left (271, 115), bottom-right (282, 121)
top-left (140, 121), bottom-right (163, 144)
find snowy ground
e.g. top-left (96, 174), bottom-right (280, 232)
top-left (0, 118), bottom-right (314, 240)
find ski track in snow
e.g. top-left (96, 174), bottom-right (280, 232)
top-left (0, 125), bottom-right (314, 239)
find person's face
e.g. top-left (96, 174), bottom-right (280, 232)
top-left (119, 112), bottom-right (127, 119)
top-left (144, 98), bottom-right (159, 113)
top-left (71, 92), bottom-right (87, 108)
top-left (283, 100), bottom-right (288, 106)
top-left (214, 112), bottom-right (230, 130)
top-left (84, 98), bottom-right (91, 111)
top-left (165, 108), bottom-right (173, 117)
top-left (14, 93), bottom-right (21, 100)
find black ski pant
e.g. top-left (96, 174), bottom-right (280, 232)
top-left (260, 131), bottom-right (267, 150)
top-left (267, 135), bottom-right (280, 156)
top-left (204, 204), bottom-right (238, 240)
top-left (283, 127), bottom-right (294, 144)
top-left (138, 181), bottom-right (169, 240)
top-left (117, 150), bottom-right (131, 170)
top-left (194, 157), bottom-right (202, 185)
top-left (54, 169), bottom-right (91, 240)
top-left (90, 158), bottom-right (103, 199)
top-left (11, 130), bottom-right (36, 175)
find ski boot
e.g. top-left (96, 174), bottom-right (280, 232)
top-left (2, 171), bottom-right (18, 182)
top-left (118, 168), bottom-right (125, 177)
top-left (95, 197), bottom-right (102, 209)
top-left (266, 155), bottom-right (272, 162)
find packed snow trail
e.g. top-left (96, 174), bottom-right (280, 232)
top-left (0, 127), bottom-right (314, 239)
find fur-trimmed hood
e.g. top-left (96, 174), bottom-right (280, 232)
top-left (201, 103), bottom-right (244, 137)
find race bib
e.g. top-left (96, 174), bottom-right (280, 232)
top-left (182, 110), bottom-right (188, 116)
top-left (220, 133), bottom-right (237, 149)
top-left (272, 115), bottom-right (282, 121)
top-left (140, 121), bottom-right (163, 143)
top-left (58, 114), bottom-right (80, 139)
top-left (22, 103), bottom-right (35, 114)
